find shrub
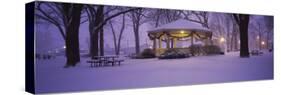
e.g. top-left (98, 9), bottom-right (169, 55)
top-left (140, 48), bottom-right (156, 58)
top-left (202, 45), bottom-right (223, 55)
top-left (189, 44), bottom-right (203, 56)
top-left (158, 48), bottom-right (190, 59)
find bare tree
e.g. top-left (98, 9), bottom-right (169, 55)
top-left (231, 23), bottom-right (239, 51)
top-left (210, 13), bottom-right (225, 38)
top-left (146, 9), bottom-right (182, 28)
top-left (36, 2), bottom-right (83, 67)
top-left (223, 14), bottom-right (235, 52)
top-left (251, 20), bottom-right (264, 50)
top-left (86, 5), bottom-right (139, 58)
top-left (64, 3), bottom-right (83, 67)
top-left (181, 11), bottom-right (210, 28)
top-left (36, 2), bottom-right (66, 40)
top-left (128, 8), bottom-right (147, 54)
top-left (146, 9), bottom-right (162, 27)
top-left (35, 2), bottom-right (87, 41)
top-left (264, 16), bottom-right (273, 49)
top-left (85, 5), bottom-right (104, 58)
top-left (212, 13), bottom-right (239, 52)
top-left (109, 14), bottom-right (126, 55)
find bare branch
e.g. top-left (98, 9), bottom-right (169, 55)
top-left (233, 14), bottom-right (240, 24)
top-left (94, 8), bottom-right (140, 32)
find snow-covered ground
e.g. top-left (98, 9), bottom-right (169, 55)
top-left (35, 51), bottom-right (273, 93)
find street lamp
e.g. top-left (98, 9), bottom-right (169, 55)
top-left (220, 37), bottom-right (225, 43)
top-left (220, 37), bottom-right (226, 53)
top-left (261, 41), bottom-right (265, 45)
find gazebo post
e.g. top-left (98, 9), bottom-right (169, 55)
top-left (153, 38), bottom-right (156, 51)
top-left (209, 34), bottom-right (213, 45)
top-left (204, 39), bottom-right (208, 45)
top-left (173, 38), bottom-right (177, 48)
top-left (191, 31), bottom-right (194, 46)
top-left (158, 37), bottom-right (162, 49)
top-left (166, 37), bottom-right (170, 48)
top-left (190, 31), bottom-right (194, 56)
top-left (171, 39), bottom-right (174, 48)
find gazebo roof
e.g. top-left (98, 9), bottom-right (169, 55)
top-left (147, 19), bottom-right (211, 33)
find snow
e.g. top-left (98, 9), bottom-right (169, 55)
top-left (35, 51), bottom-right (273, 93)
top-left (147, 19), bottom-right (211, 33)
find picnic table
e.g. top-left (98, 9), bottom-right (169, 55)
top-left (87, 55), bottom-right (124, 67)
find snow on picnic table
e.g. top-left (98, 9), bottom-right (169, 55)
top-left (35, 51), bottom-right (273, 93)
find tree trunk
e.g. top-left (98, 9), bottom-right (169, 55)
top-left (131, 10), bottom-right (142, 55)
top-left (109, 22), bottom-right (118, 55)
top-left (109, 14), bottom-right (126, 55)
top-left (232, 24), bottom-right (238, 51)
top-left (226, 30), bottom-right (230, 52)
top-left (89, 23), bottom-right (94, 56)
top-left (90, 6), bottom-right (104, 59)
top-left (134, 24), bottom-right (140, 54)
top-left (230, 32), bottom-right (233, 51)
top-left (117, 14), bottom-right (126, 55)
top-left (89, 22), bottom-right (99, 58)
top-left (99, 7), bottom-right (105, 56)
top-left (99, 27), bottom-right (104, 56)
top-left (91, 30), bottom-right (99, 59)
top-left (234, 31), bottom-right (238, 51)
top-left (238, 14), bottom-right (250, 57)
top-left (64, 4), bottom-right (83, 67)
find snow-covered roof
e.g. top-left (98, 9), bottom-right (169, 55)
top-left (147, 19), bottom-right (211, 33)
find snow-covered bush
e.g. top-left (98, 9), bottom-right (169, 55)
top-left (189, 44), bottom-right (204, 56)
top-left (138, 48), bottom-right (156, 58)
top-left (159, 49), bottom-right (189, 59)
top-left (202, 45), bottom-right (223, 55)
top-left (141, 48), bottom-right (156, 58)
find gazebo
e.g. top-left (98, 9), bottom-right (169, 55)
top-left (147, 19), bottom-right (212, 56)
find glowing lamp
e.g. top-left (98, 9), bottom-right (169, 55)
top-left (261, 41), bottom-right (265, 45)
top-left (220, 37), bottom-right (225, 43)
top-left (256, 36), bottom-right (260, 39)
top-left (180, 30), bottom-right (185, 34)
